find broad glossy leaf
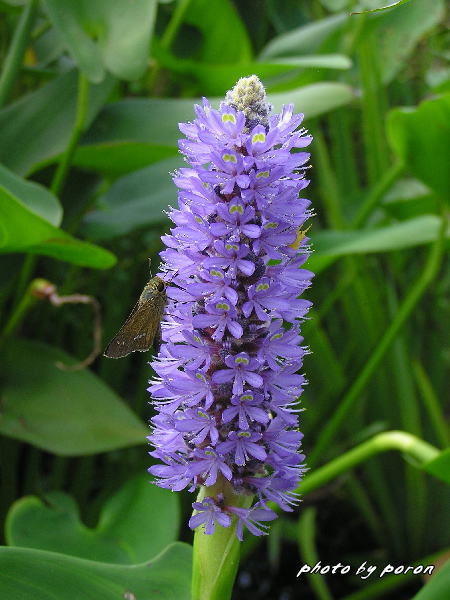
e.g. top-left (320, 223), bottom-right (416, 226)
top-left (0, 69), bottom-right (115, 176)
top-left (259, 13), bottom-right (347, 59)
top-left (154, 52), bottom-right (352, 95)
top-left (309, 215), bottom-right (450, 274)
top-left (183, 0), bottom-right (252, 64)
top-left (412, 559), bottom-right (450, 600)
top-left (75, 83), bottom-right (354, 176)
top-left (6, 474), bottom-right (179, 563)
top-left (382, 178), bottom-right (436, 220)
top-left (0, 163), bottom-right (62, 226)
top-left (82, 157), bottom-right (181, 240)
top-left (352, 0), bottom-right (412, 14)
top-left (387, 93), bottom-right (450, 199)
top-left (369, 0), bottom-right (444, 83)
top-left (270, 82), bottom-right (354, 115)
top-left (42, 0), bottom-right (157, 82)
top-left (422, 449), bottom-right (450, 486)
top-left (0, 183), bottom-right (115, 268)
top-left (0, 339), bottom-right (147, 455)
top-left (0, 543), bottom-right (192, 600)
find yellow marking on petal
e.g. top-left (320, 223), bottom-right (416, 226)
top-left (252, 132), bottom-right (266, 144)
top-left (271, 333), bottom-right (283, 341)
top-left (235, 357), bottom-right (249, 365)
top-left (210, 269), bottom-right (224, 278)
top-left (195, 216), bottom-right (203, 223)
top-left (240, 394), bottom-right (253, 401)
top-left (197, 410), bottom-right (208, 418)
top-left (289, 224), bottom-right (312, 250)
top-left (264, 222), bottom-right (278, 229)
top-left (194, 335), bottom-right (201, 343)
top-left (225, 243), bottom-right (239, 251)
top-left (230, 204), bottom-right (244, 214)
top-left (256, 283), bottom-right (269, 292)
top-left (216, 302), bottom-right (230, 311)
top-left (238, 431), bottom-right (251, 438)
top-left (223, 153), bottom-right (237, 163)
top-left (222, 113), bottom-right (236, 124)
top-left (256, 170), bottom-right (269, 179)
top-left (196, 373), bottom-right (206, 382)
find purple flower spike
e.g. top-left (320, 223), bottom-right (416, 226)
top-left (148, 75), bottom-right (313, 539)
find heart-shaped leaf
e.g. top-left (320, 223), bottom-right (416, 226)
top-left (0, 178), bottom-right (115, 268)
top-left (0, 543), bottom-right (192, 600)
top-left (42, 0), bottom-right (158, 82)
top-left (0, 162), bottom-right (62, 226)
top-left (6, 474), bottom-right (179, 563)
top-left (0, 69), bottom-right (115, 176)
top-left (82, 156), bottom-right (181, 239)
top-left (260, 13), bottom-right (347, 59)
top-left (388, 93), bottom-right (450, 199)
top-left (0, 339), bottom-right (147, 455)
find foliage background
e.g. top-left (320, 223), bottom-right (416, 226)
top-left (0, 0), bottom-right (449, 598)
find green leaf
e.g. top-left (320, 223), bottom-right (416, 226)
top-left (0, 543), bottom-right (192, 600)
top-left (82, 157), bottom-right (181, 240)
top-left (270, 82), bottom-right (354, 115)
top-left (320, 0), bottom-right (349, 11)
top-left (0, 69), bottom-right (115, 176)
top-left (42, 0), bottom-right (158, 82)
top-left (0, 339), bottom-right (147, 455)
top-left (259, 13), bottom-right (347, 59)
top-left (412, 559), bottom-right (450, 599)
top-left (369, 0), bottom-right (445, 83)
top-left (309, 215), bottom-right (450, 274)
top-left (153, 51), bottom-right (352, 95)
top-left (183, 0), bottom-right (252, 64)
top-left (6, 474), bottom-right (179, 563)
top-left (382, 178), bottom-right (436, 220)
top-left (352, 0), bottom-right (412, 14)
top-left (387, 93), bottom-right (450, 199)
top-left (0, 163), bottom-right (62, 226)
top-left (0, 181), bottom-right (116, 268)
top-left (422, 449), bottom-right (450, 486)
top-left (74, 82), bottom-right (354, 176)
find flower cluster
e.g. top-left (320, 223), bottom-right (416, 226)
top-left (148, 76), bottom-right (313, 540)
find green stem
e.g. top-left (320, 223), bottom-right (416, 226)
top-left (314, 129), bottom-right (345, 229)
top-left (191, 477), bottom-right (252, 600)
top-left (161, 0), bottom-right (192, 49)
top-left (50, 72), bottom-right (89, 196)
top-left (309, 213), bottom-right (447, 465)
top-left (299, 431), bottom-right (439, 498)
top-left (0, 278), bottom-right (51, 346)
top-left (297, 508), bottom-right (333, 600)
top-left (148, 0), bottom-right (192, 93)
top-left (413, 360), bottom-right (450, 447)
top-left (352, 161), bottom-right (404, 227)
top-left (0, 0), bottom-right (37, 107)
top-left (358, 34), bottom-right (388, 186)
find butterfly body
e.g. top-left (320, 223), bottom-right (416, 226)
top-left (103, 276), bottom-right (167, 359)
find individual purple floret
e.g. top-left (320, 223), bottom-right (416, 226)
top-left (148, 75), bottom-right (313, 540)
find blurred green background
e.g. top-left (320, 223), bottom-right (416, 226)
top-left (0, 0), bottom-right (449, 599)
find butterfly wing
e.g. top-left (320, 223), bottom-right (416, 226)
top-left (103, 298), bottom-right (162, 359)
